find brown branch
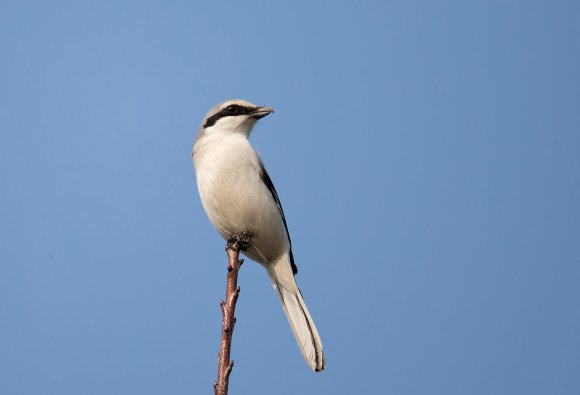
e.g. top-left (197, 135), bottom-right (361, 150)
top-left (213, 233), bottom-right (251, 395)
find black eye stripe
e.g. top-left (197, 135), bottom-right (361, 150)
top-left (203, 105), bottom-right (254, 128)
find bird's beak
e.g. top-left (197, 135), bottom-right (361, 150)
top-left (249, 106), bottom-right (273, 120)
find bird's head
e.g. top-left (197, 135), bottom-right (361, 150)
top-left (198, 99), bottom-right (273, 137)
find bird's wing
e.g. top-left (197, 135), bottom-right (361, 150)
top-left (259, 159), bottom-right (298, 275)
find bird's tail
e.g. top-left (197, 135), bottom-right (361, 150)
top-left (267, 256), bottom-right (325, 372)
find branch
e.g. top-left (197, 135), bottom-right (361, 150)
top-left (213, 232), bottom-right (251, 395)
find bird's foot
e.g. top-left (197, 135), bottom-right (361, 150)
top-left (226, 231), bottom-right (253, 251)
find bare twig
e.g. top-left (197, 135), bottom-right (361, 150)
top-left (213, 232), bottom-right (251, 395)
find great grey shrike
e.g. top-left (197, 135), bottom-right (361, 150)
top-left (192, 99), bottom-right (325, 372)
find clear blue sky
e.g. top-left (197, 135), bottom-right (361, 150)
top-left (1, 1), bottom-right (579, 394)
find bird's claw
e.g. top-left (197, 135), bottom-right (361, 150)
top-left (226, 231), bottom-right (253, 251)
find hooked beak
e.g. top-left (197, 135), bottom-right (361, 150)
top-left (249, 106), bottom-right (273, 120)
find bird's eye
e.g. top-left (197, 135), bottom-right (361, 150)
top-left (224, 105), bottom-right (238, 115)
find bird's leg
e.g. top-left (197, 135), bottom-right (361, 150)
top-left (226, 231), bottom-right (253, 251)
top-left (236, 231), bottom-right (253, 251)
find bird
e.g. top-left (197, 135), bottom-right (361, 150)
top-left (192, 99), bottom-right (325, 372)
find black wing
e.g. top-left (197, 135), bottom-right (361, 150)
top-left (259, 159), bottom-right (298, 275)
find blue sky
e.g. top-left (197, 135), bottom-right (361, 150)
top-left (1, 1), bottom-right (579, 394)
